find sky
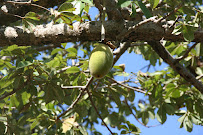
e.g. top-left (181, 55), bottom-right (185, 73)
top-left (84, 5), bottom-right (203, 135)
top-left (93, 51), bottom-right (203, 135)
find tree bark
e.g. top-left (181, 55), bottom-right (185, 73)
top-left (0, 20), bottom-right (202, 47)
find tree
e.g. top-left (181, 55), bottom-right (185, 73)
top-left (0, 0), bottom-right (202, 134)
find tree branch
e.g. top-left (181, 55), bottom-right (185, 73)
top-left (176, 42), bottom-right (199, 61)
top-left (86, 87), bottom-right (114, 135)
top-left (0, 21), bottom-right (203, 47)
top-left (147, 41), bottom-right (203, 93)
top-left (56, 76), bottom-right (94, 121)
top-left (124, 99), bottom-right (160, 128)
top-left (113, 41), bottom-right (131, 65)
top-left (108, 77), bottom-right (151, 95)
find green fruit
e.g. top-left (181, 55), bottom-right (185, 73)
top-left (89, 43), bottom-right (113, 79)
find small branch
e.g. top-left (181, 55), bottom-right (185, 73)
top-left (0, 81), bottom-right (28, 101)
top-left (86, 88), bottom-right (114, 135)
top-left (124, 99), bottom-right (160, 128)
top-left (108, 77), bottom-right (151, 95)
top-left (56, 63), bottom-right (82, 74)
top-left (169, 15), bottom-right (182, 28)
top-left (0, 8), bottom-right (24, 19)
top-left (156, 4), bottom-right (182, 23)
top-left (0, 90), bottom-right (17, 101)
top-left (116, 16), bottom-right (158, 40)
top-left (56, 76), bottom-right (94, 121)
top-left (176, 42), bottom-right (199, 61)
top-left (61, 85), bottom-right (85, 89)
top-left (35, 44), bottom-right (61, 51)
top-left (113, 41), bottom-right (131, 65)
top-left (197, 75), bottom-right (203, 80)
top-left (7, 0), bottom-right (50, 12)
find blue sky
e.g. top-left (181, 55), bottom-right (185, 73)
top-left (93, 51), bottom-right (203, 135)
top-left (85, 6), bottom-right (203, 135)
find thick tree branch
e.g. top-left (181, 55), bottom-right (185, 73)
top-left (147, 41), bottom-right (203, 93)
top-left (1, 21), bottom-right (202, 47)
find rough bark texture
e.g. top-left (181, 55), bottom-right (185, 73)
top-left (0, 20), bottom-right (202, 47)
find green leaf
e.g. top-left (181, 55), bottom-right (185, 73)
top-left (150, 0), bottom-right (160, 8)
top-left (183, 116), bottom-right (193, 132)
top-left (164, 103), bottom-right (175, 115)
top-left (51, 48), bottom-right (64, 55)
top-left (66, 66), bottom-right (80, 74)
top-left (58, 2), bottom-right (75, 12)
top-left (131, 3), bottom-right (136, 18)
top-left (79, 60), bottom-right (89, 71)
top-left (66, 47), bottom-right (77, 54)
top-left (126, 121), bottom-right (140, 133)
top-left (21, 91), bottom-right (31, 105)
top-left (17, 61), bottom-right (32, 69)
top-left (142, 111), bottom-right (149, 125)
top-left (136, 1), bottom-right (152, 18)
top-left (25, 12), bottom-right (40, 21)
top-left (78, 126), bottom-right (88, 135)
top-left (109, 88), bottom-right (121, 106)
top-left (156, 106), bottom-right (167, 124)
top-left (117, 0), bottom-right (132, 8)
top-left (182, 25), bottom-right (195, 42)
top-left (0, 45), bottom-right (30, 56)
top-left (13, 76), bottom-right (24, 89)
top-left (61, 15), bottom-right (72, 24)
top-left (31, 120), bottom-right (39, 130)
top-left (127, 90), bottom-right (135, 102)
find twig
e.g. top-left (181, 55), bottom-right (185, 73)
top-left (176, 42), bottom-right (199, 61)
top-left (56, 88), bottom-right (85, 121)
top-left (7, 0), bottom-right (50, 12)
top-left (0, 81), bottom-right (28, 101)
top-left (0, 8), bottom-right (24, 19)
top-left (35, 44), bottom-right (61, 51)
top-left (156, 4), bottom-right (182, 23)
top-left (113, 41), bottom-right (131, 65)
top-left (56, 63), bottom-right (82, 74)
top-left (61, 85), bottom-right (85, 89)
top-left (86, 88), bottom-right (114, 135)
top-left (108, 77), bottom-right (151, 95)
top-left (169, 15), bottom-right (182, 28)
top-left (124, 99), bottom-right (160, 128)
top-left (0, 90), bottom-right (17, 101)
top-left (56, 76), bottom-right (94, 121)
top-left (197, 75), bottom-right (203, 80)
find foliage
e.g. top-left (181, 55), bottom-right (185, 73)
top-left (0, 0), bottom-right (203, 134)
